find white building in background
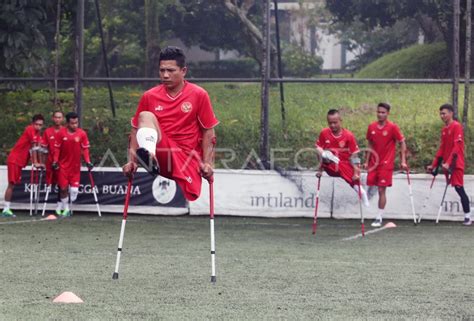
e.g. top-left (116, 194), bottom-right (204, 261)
top-left (169, 0), bottom-right (355, 71)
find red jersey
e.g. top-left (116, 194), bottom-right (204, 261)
top-left (315, 128), bottom-right (359, 163)
top-left (42, 126), bottom-right (63, 161)
top-left (131, 81), bottom-right (219, 154)
top-left (54, 127), bottom-right (90, 171)
top-left (366, 120), bottom-right (404, 170)
top-left (432, 120), bottom-right (464, 169)
top-left (7, 125), bottom-right (41, 167)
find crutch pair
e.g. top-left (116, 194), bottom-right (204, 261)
top-left (29, 165), bottom-right (45, 216)
top-left (112, 175), bottom-right (217, 284)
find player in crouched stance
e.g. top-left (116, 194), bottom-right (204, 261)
top-left (315, 109), bottom-right (370, 208)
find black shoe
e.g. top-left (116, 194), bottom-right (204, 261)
top-left (136, 147), bottom-right (160, 176)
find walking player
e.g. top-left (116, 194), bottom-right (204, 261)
top-left (52, 112), bottom-right (93, 216)
top-left (364, 103), bottom-right (407, 227)
top-left (315, 109), bottom-right (370, 207)
top-left (2, 114), bottom-right (44, 217)
top-left (122, 46), bottom-right (219, 200)
top-left (427, 104), bottom-right (471, 226)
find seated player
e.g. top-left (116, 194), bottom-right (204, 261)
top-left (315, 109), bottom-right (370, 207)
top-left (122, 46), bottom-right (219, 201)
top-left (52, 112), bottom-right (93, 216)
top-left (2, 114), bottom-right (44, 217)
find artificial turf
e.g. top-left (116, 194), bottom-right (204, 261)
top-left (0, 213), bottom-right (473, 320)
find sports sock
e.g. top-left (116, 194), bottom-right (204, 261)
top-left (3, 201), bottom-right (11, 211)
top-left (376, 211), bottom-right (384, 221)
top-left (61, 197), bottom-right (69, 211)
top-left (136, 127), bottom-right (158, 155)
top-left (56, 201), bottom-right (63, 211)
top-left (352, 185), bottom-right (370, 207)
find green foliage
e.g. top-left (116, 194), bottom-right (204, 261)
top-left (0, 82), bottom-right (471, 173)
top-left (356, 43), bottom-right (450, 79)
top-left (282, 45), bottom-right (323, 77)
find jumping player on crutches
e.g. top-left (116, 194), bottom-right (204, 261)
top-left (427, 104), bottom-right (471, 226)
top-left (119, 46), bottom-right (219, 281)
top-left (363, 103), bottom-right (408, 227)
top-left (315, 109), bottom-right (369, 234)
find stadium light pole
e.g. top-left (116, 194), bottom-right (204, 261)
top-left (260, 0), bottom-right (271, 168)
top-left (74, 0), bottom-right (84, 126)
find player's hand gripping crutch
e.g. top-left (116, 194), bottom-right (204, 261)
top-left (436, 154), bottom-right (457, 224)
top-left (112, 175), bottom-right (133, 280)
top-left (87, 165), bottom-right (101, 217)
top-left (405, 168), bottom-right (417, 225)
top-left (312, 171), bottom-right (322, 235)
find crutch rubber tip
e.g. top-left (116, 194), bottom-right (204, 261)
top-left (211, 276), bottom-right (216, 283)
top-left (112, 272), bottom-right (119, 280)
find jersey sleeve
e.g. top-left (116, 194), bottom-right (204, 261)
top-left (393, 124), bottom-right (405, 142)
top-left (81, 131), bottom-right (90, 149)
top-left (347, 132), bottom-right (360, 154)
top-left (131, 93), bottom-right (151, 128)
top-left (365, 125), bottom-right (371, 141)
top-left (197, 91), bottom-right (219, 129)
top-left (446, 123), bottom-right (464, 166)
top-left (315, 131), bottom-right (325, 149)
top-left (53, 130), bottom-right (63, 162)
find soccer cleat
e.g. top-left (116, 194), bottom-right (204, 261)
top-left (462, 217), bottom-right (472, 226)
top-left (55, 209), bottom-right (62, 215)
top-left (1, 209), bottom-right (16, 218)
top-left (61, 209), bottom-right (71, 217)
top-left (371, 218), bottom-right (382, 228)
top-left (136, 147), bottom-right (160, 176)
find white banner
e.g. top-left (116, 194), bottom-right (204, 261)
top-left (191, 169), bottom-right (473, 222)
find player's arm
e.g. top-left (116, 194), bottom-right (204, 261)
top-left (123, 128), bottom-right (139, 177)
top-left (363, 140), bottom-right (373, 170)
top-left (399, 140), bottom-right (408, 170)
top-left (200, 128), bottom-right (216, 180)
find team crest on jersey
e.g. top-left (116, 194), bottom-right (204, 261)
top-left (75, 137), bottom-right (80, 142)
top-left (371, 131), bottom-right (375, 135)
top-left (325, 139), bottom-right (330, 144)
top-left (50, 136), bottom-right (55, 140)
top-left (339, 140), bottom-right (346, 148)
top-left (382, 130), bottom-right (388, 136)
top-left (181, 102), bottom-right (192, 113)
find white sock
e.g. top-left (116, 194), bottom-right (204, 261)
top-left (56, 201), bottom-right (63, 211)
top-left (465, 212), bottom-right (471, 220)
top-left (3, 201), bottom-right (11, 211)
top-left (352, 185), bottom-right (370, 207)
top-left (61, 197), bottom-right (69, 211)
top-left (376, 211), bottom-right (384, 221)
top-left (136, 127), bottom-right (158, 155)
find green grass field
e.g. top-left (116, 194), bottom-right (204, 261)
top-left (1, 213), bottom-right (473, 320)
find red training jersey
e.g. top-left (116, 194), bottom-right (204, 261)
top-left (54, 127), bottom-right (91, 171)
top-left (131, 81), bottom-right (219, 154)
top-left (315, 128), bottom-right (360, 163)
top-left (432, 120), bottom-right (464, 170)
top-left (366, 120), bottom-right (404, 170)
top-left (7, 125), bottom-right (41, 167)
top-left (42, 126), bottom-right (63, 162)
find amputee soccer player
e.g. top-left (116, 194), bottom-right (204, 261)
top-left (52, 112), bottom-right (93, 216)
top-left (41, 110), bottom-right (64, 214)
top-left (2, 114), bottom-right (44, 217)
top-left (427, 104), bottom-right (471, 226)
top-left (122, 46), bottom-right (219, 201)
top-left (315, 109), bottom-right (370, 207)
top-left (364, 103), bottom-right (407, 227)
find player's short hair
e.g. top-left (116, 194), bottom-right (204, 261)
top-left (377, 102), bottom-right (391, 111)
top-left (439, 103), bottom-right (454, 113)
top-left (159, 46), bottom-right (186, 68)
top-left (32, 114), bottom-right (44, 123)
top-left (65, 112), bottom-right (79, 123)
top-left (52, 110), bottom-right (64, 117)
top-left (327, 109), bottom-right (340, 117)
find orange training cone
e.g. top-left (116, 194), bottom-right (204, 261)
top-left (45, 215), bottom-right (57, 220)
top-left (52, 291), bottom-right (84, 303)
top-left (384, 222), bottom-right (397, 229)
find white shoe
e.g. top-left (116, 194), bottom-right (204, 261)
top-left (371, 219), bottom-right (382, 228)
